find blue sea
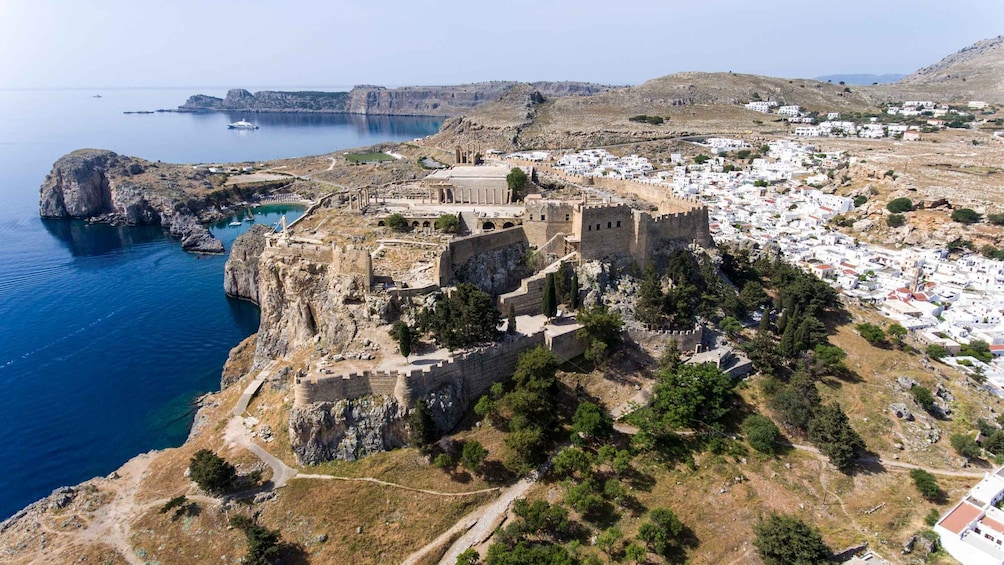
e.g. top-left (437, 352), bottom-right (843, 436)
top-left (0, 87), bottom-right (442, 519)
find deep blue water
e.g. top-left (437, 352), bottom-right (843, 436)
top-left (0, 87), bottom-right (442, 519)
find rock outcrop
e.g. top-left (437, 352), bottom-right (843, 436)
top-left (38, 149), bottom-right (239, 254)
top-left (224, 224), bottom-right (273, 304)
top-left (288, 379), bottom-right (468, 464)
top-left (253, 246), bottom-right (362, 367)
top-left (289, 397), bottom-right (407, 463)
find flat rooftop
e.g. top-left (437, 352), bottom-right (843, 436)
top-left (426, 165), bottom-right (511, 180)
top-left (971, 473), bottom-right (1004, 506)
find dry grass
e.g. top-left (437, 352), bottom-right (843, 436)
top-left (261, 479), bottom-right (490, 564)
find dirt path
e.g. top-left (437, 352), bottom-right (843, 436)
top-left (417, 475), bottom-right (536, 565)
top-left (74, 453), bottom-right (156, 565)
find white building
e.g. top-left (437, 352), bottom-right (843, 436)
top-left (795, 126), bottom-right (823, 137)
top-left (745, 101), bottom-right (773, 113)
top-left (937, 467), bottom-right (1004, 565)
top-left (778, 105), bottom-right (802, 117)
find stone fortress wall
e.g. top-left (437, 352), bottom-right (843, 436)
top-left (290, 161), bottom-right (713, 410)
top-left (294, 324), bottom-right (585, 408)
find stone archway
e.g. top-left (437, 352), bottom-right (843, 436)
top-left (482, 221), bottom-right (496, 231)
top-left (502, 222), bottom-right (515, 229)
top-left (377, 220), bottom-right (386, 227)
top-left (422, 221), bottom-right (431, 228)
top-left (412, 221), bottom-right (420, 228)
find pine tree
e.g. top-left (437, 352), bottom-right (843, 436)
top-left (542, 273), bottom-right (558, 318)
top-left (507, 304), bottom-right (517, 335)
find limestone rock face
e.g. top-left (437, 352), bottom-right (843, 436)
top-left (253, 249), bottom-right (360, 367)
top-left (39, 149), bottom-right (115, 218)
top-left (452, 240), bottom-right (530, 296)
top-left (289, 397), bottom-right (407, 464)
top-left (38, 149), bottom-right (226, 254)
top-left (224, 224), bottom-right (272, 304)
top-left (287, 380), bottom-right (468, 465)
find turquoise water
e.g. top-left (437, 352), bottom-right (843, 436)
top-left (0, 88), bottom-right (442, 519)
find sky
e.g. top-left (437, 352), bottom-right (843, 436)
top-left (1, 0), bottom-right (1001, 89)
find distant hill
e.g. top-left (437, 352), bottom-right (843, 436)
top-left (174, 82), bottom-right (617, 117)
top-left (815, 73), bottom-right (906, 85)
top-left (890, 35), bottom-right (1004, 102)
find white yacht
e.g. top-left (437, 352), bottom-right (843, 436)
top-left (227, 118), bottom-right (258, 130)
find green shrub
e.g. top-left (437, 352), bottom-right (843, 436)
top-left (886, 214), bottom-right (906, 228)
top-left (753, 513), bottom-right (831, 565)
top-left (987, 213), bottom-right (1004, 225)
top-left (952, 208), bottom-right (982, 224)
top-left (911, 386), bottom-right (936, 413)
top-left (951, 433), bottom-right (982, 459)
top-left (853, 195), bottom-right (868, 207)
top-left (910, 469), bottom-right (942, 501)
top-left (886, 197), bottom-right (914, 213)
top-left (926, 344), bottom-right (948, 359)
top-left (434, 213), bottom-right (460, 233)
top-left (742, 414), bottom-right (781, 455)
top-left (189, 450), bottom-right (236, 495)
top-left (386, 212), bottom-right (410, 232)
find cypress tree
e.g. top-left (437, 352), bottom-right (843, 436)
top-left (507, 304), bottom-right (517, 335)
top-left (542, 273), bottom-right (558, 318)
top-left (398, 323), bottom-right (411, 359)
top-left (569, 271), bottom-right (580, 309)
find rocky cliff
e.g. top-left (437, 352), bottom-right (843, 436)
top-left (37, 149), bottom-right (282, 254)
top-left (288, 378), bottom-right (469, 464)
top-left (177, 82), bottom-right (615, 117)
top-left (252, 246), bottom-right (368, 367)
top-left (224, 224), bottom-right (272, 304)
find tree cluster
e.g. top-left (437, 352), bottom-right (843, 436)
top-left (188, 449), bottom-right (236, 495)
top-left (417, 283), bottom-right (501, 350)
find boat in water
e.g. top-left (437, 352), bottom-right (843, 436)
top-left (227, 119), bottom-right (259, 130)
top-left (228, 220), bottom-right (242, 227)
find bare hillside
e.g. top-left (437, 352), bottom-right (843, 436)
top-left (889, 35), bottom-right (1004, 102)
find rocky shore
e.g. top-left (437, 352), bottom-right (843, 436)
top-left (38, 149), bottom-right (280, 254)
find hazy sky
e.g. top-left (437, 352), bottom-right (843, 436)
top-left (1, 0), bottom-right (1001, 89)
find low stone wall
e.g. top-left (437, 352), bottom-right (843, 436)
top-left (626, 325), bottom-right (704, 355)
top-left (294, 331), bottom-right (549, 409)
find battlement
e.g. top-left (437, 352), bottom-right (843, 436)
top-left (293, 321), bottom-right (584, 409)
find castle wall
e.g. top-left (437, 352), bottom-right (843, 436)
top-left (576, 204), bottom-right (634, 261)
top-left (332, 245), bottom-right (373, 292)
top-left (626, 325), bottom-right (704, 355)
top-left (523, 200), bottom-right (575, 249)
top-left (498, 253), bottom-right (576, 316)
top-left (294, 332), bottom-right (548, 408)
top-left (437, 226), bottom-right (528, 286)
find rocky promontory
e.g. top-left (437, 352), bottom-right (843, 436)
top-left (39, 149), bottom-right (281, 254)
top-left (176, 81), bottom-right (616, 117)
top-left (224, 224), bottom-right (272, 303)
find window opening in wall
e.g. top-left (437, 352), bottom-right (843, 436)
top-left (616, 220), bottom-right (621, 227)
top-left (541, 215), bottom-right (546, 221)
top-left (529, 215), bottom-right (534, 221)
top-left (596, 223), bottom-right (601, 230)
top-left (607, 221), bottom-right (612, 228)
top-left (588, 225), bottom-right (592, 231)
top-left (565, 214), bottom-right (570, 221)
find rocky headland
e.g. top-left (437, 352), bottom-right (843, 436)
top-left (175, 81), bottom-right (616, 117)
top-left (38, 149), bottom-right (289, 253)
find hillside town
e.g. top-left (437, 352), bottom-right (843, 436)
top-left (505, 129), bottom-right (1004, 398)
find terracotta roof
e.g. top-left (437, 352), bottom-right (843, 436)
top-left (982, 515), bottom-right (1004, 534)
top-left (940, 502), bottom-right (982, 535)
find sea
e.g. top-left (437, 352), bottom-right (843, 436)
top-left (0, 87), bottom-right (442, 520)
